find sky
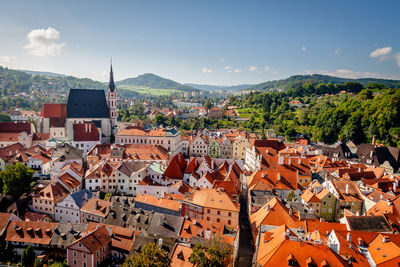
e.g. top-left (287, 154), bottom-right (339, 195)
top-left (0, 0), bottom-right (400, 85)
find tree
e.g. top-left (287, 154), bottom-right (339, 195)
top-left (21, 245), bottom-right (35, 267)
top-left (1, 163), bottom-right (33, 200)
top-left (204, 100), bottom-right (212, 110)
top-left (0, 113), bottom-right (11, 122)
top-left (122, 242), bottom-right (170, 267)
top-left (189, 236), bottom-right (231, 267)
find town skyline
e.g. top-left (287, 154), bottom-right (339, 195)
top-left (1, 0), bottom-right (400, 85)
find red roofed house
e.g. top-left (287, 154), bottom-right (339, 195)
top-left (208, 106), bottom-right (223, 120)
top-left (38, 103), bottom-right (67, 139)
top-left (0, 122), bottom-right (34, 148)
top-left (67, 225), bottom-right (112, 267)
top-left (71, 123), bottom-right (101, 157)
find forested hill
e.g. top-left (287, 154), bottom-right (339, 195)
top-left (0, 66), bottom-right (106, 95)
top-left (117, 73), bottom-right (199, 92)
top-left (249, 74), bottom-right (400, 91)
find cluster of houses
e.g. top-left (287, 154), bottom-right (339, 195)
top-left (1, 65), bottom-right (400, 266)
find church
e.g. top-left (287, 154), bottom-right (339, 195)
top-left (38, 63), bottom-right (118, 144)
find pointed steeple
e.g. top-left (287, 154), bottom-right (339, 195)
top-left (108, 60), bottom-right (116, 93)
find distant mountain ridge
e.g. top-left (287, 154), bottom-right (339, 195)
top-left (117, 73), bottom-right (199, 92)
top-left (249, 74), bottom-right (400, 91)
top-left (184, 83), bottom-right (255, 91)
top-left (19, 69), bottom-right (67, 78)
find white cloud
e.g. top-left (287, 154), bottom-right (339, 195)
top-left (202, 68), bottom-right (212, 73)
top-left (301, 46), bottom-right (307, 52)
top-left (24, 27), bottom-right (66, 56)
top-left (395, 53), bottom-right (400, 67)
top-left (249, 66), bottom-right (258, 72)
top-left (369, 47), bottom-right (392, 58)
top-left (335, 48), bottom-right (341, 55)
top-left (264, 65), bottom-right (270, 72)
top-left (234, 69), bottom-right (241, 73)
top-left (224, 65), bottom-right (232, 70)
top-left (0, 56), bottom-right (16, 66)
top-left (220, 58), bottom-right (225, 62)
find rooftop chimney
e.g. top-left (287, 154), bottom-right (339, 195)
top-left (288, 158), bottom-right (291, 166)
top-left (372, 135), bottom-right (376, 146)
top-left (347, 233), bottom-right (352, 243)
top-left (345, 184), bottom-right (349, 195)
top-left (278, 155), bottom-right (284, 165)
top-left (277, 173), bottom-right (281, 182)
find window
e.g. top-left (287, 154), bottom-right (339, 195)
top-left (228, 220), bottom-right (231, 225)
top-left (217, 211), bottom-right (221, 215)
top-left (207, 217), bottom-right (210, 221)
top-left (228, 212), bottom-right (232, 217)
top-left (73, 251), bottom-right (77, 257)
top-left (73, 259), bottom-right (77, 265)
top-left (83, 252), bottom-right (86, 259)
top-left (217, 218), bottom-right (220, 223)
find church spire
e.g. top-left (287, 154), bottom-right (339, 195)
top-left (108, 60), bottom-right (116, 93)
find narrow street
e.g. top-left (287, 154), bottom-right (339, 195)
top-left (235, 191), bottom-right (254, 267)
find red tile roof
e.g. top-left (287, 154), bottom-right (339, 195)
top-left (68, 225), bottom-right (111, 253)
top-left (0, 121), bottom-right (31, 134)
top-left (4, 221), bottom-right (58, 245)
top-left (73, 123), bottom-right (100, 142)
top-left (40, 103), bottom-right (67, 118)
top-left (164, 153), bottom-right (187, 180)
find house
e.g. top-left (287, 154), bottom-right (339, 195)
top-left (146, 213), bottom-right (184, 239)
top-left (55, 189), bottom-right (93, 223)
top-left (37, 103), bottom-right (67, 136)
top-left (115, 126), bottom-right (182, 156)
top-left (71, 123), bottom-right (101, 157)
top-left (134, 193), bottom-right (181, 216)
top-left (0, 121), bottom-right (34, 148)
top-left (301, 189), bottom-right (322, 216)
top-left (0, 143), bottom-right (25, 170)
top-left (254, 225), bottom-right (350, 267)
top-left (9, 109), bottom-right (39, 122)
top-left (316, 189), bottom-right (337, 222)
top-left (181, 188), bottom-right (240, 228)
top-left (170, 244), bottom-right (193, 267)
top-left (245, 139), bottom-right (286, 172)
top-left (189, 135), bottom-right (209, 157)
top-left (50, 143), bottom-right (83, 175)
top-left (32, 182), bottom-right (69, 218)
top-left (208, 139), bottom-right (220, 158)
top-left (4, 220), bottom-right (58, 256)
top-left (208, 107), bottom-right (222, 120)
top-left (80, 198), bottom-right (112, 223)
top-left (50, 223), bottom-right (88, 258)
top-left (67, 225), bottom-right (112, 267)
top-left (326, 180), bottom-right (364, 219)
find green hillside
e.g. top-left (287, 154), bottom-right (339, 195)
top-left (117, 73), bottom-right (199, 94)
top-left (249, 74), bottom-right (400, 91)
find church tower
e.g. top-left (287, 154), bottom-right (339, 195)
top-left (107, 62), bottom-right (118, 135)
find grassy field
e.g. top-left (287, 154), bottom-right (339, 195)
top-left (237, 107), bottom-right (263, 120)
top-left (119, 85), bottom-right (180, 96)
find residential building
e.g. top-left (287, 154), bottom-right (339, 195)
top-left (80, 198), bottom-right (112, 223)
top-left (67, 225), bottom-right (111, 267)
top-left (134, 193), bottom-right (181, 216)
top-left (181, 188), bottom-right (240, 228)
top-left (55, 189), bottom-right (93, 223)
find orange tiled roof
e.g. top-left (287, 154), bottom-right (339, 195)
top-left (184, 188), bottom-right (239, 212)
top-left (4, 221), bottom-right (58, 245)
top-left (80, 198), bottom-right (112, 218)
top-left (301, 189), bottom-right (321, 203)
top-left (256, 225), bottom-right (348, 267)
top-left (58, 173), bottom-right (80, 190)
top-left (135, 193), bottom-right (181, 212)
top-left (34, 182), bottom-right (69, 201)
top-left (69, 225), bottom-right (111, 253)
top-left (170, 244), bottom-right (194, 267)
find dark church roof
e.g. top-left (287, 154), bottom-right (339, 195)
top-left (67, 89), bottom-right (110, 119)
top-left (108, 64), bottom-right (116, 93)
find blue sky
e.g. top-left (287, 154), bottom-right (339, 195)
top-left (0, 0), bottom-right (399, 85)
